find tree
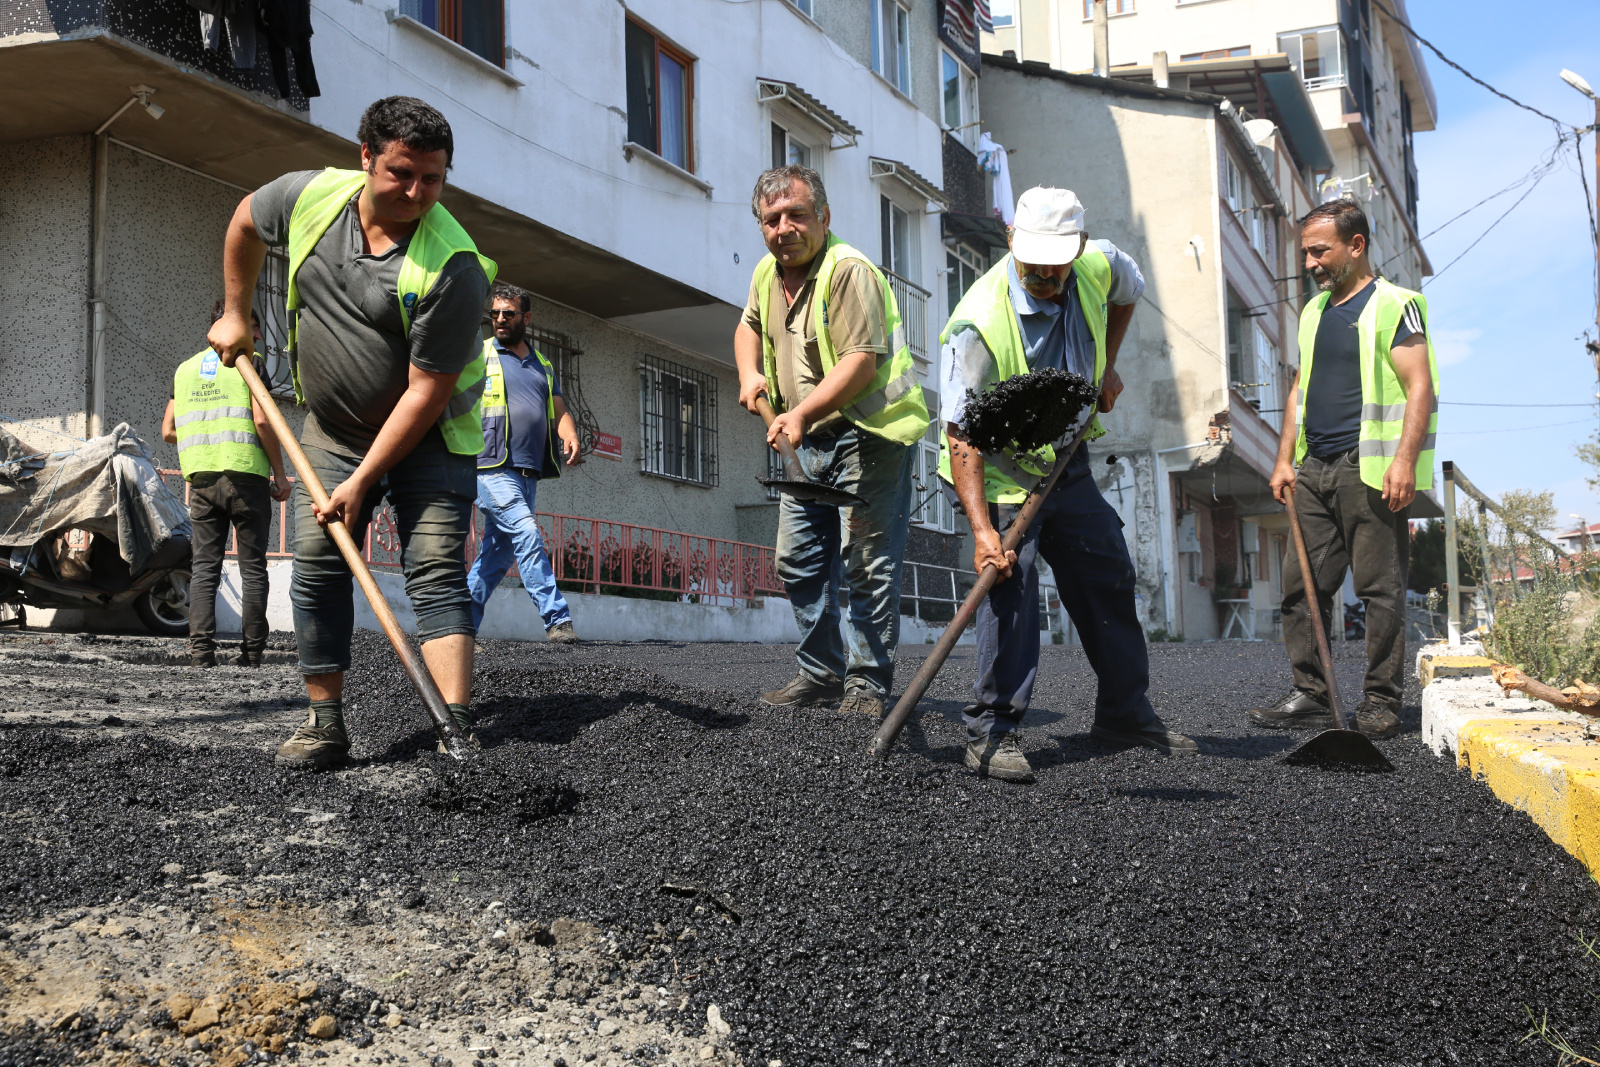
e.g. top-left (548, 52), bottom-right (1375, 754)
top-left (1578, 433), bottom-right (1600, 493)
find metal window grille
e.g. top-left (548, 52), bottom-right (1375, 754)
top-left (256, 251), bottom-right (296, 399)
top-left (530, 326), bottom-right (600, 457)
top-left (639, 354), bottom-right (719, 487)
top-left (766, 445), bottom-right (785, 500)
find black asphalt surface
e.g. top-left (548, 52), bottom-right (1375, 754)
top-left (956, 368), bottom-right (1099, 454)
top-left (3, 634), bottom-right (1598, 1066)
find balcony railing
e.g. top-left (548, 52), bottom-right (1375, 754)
top-left (884, 268), bottom-right (932, 366)
top-left (158, 471), bottom-right (784, 606)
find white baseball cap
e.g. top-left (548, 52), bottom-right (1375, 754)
top-left (1010, 187), bottom-right (1087, 266)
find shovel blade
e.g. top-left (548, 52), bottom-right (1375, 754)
top-left (757, 476), bottom-right (867, 508)
top-left (1280, 728), bottom-right (1394, 772)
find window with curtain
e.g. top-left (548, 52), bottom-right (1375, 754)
top-left (872, 0), bottom-right (911, 94)
top-left (399, 0), bottom-right (505, 67)
top-left (625, 18), bottom-right (695, 171)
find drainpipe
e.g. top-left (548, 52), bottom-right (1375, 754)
top-left (1092, 1), bottom-right (1109, 78)
top-left (88, 131), bottom-right (110, 440)
top-left (1153, 51), bottom-right (1170, 89)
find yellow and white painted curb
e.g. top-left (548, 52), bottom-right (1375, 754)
top-left (1420, 641), bottom-right (1600, 875)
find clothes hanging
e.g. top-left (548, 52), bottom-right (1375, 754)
top-left (977, 133), bottom-right (1015, 225)
top-left (259, 0), bottom-right (321, 98)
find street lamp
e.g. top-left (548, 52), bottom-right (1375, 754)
top-left (1562, 70), bottom-right (1600, 375)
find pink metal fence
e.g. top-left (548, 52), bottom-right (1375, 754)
top-left (159, 470), bottom-right (784, 605)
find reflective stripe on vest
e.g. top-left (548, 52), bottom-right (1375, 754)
top-left (751, 235), bottom-right (930, 446)
top-left (934, 251), bottom-right (1111, 504)
top-left (172, 349), bottom-right (268, 480)
top-left (1293, 278), bottom-right (1440, 493)
top-left (283, 168), bottom-right (499, 456)
top-left (476, 340), bottom-right (562, 478)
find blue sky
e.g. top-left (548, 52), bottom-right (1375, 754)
top-left (1406, 0), bottom-right (1600, 533)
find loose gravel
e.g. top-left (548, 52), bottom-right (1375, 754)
top-left (956, 368), bottom-right (1099, 454)
top-left (2, 631), bottom-right (1598, 1067)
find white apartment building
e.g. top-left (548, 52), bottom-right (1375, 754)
top-left (985, 0), bottom-right (1436, 291)
top-left (0, 0), bottom-right (1003, 634)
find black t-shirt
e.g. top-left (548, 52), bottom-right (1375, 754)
top-left (1303, 282), bottom-right (1423, 459)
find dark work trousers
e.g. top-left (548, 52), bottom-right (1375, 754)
top-left (1281, 449), bottom-right (1411, 711)
top-left (966, 447), bottom-right (1159, 742)
top-left (188, 471), bottom-right (273, 659)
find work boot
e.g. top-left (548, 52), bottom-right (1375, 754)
top-left (235, 650), bottom-right (263, 667)
top-left (274, 712), bottom-right (350, 771)
top-left (190, 650), bottom-right (216, 669)
top-left (436, 703), bottom-right (481, 754)
top-left (1355, 698), bottom-right (1403, 740)
top-left (760, 673), bottom-right (845, 707)
top-left (965, 732), bottom-right (1035, 783)
top-left (1248, 690), bottom-right (1334, 730)
top-left (546, 621), bottom-right (579, 645)
top-left (1090, 721), bottom-right (1200, 756)
top-left (837, 688), bottom-right (885, 718)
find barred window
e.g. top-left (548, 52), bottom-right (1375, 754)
top-left (529, 327), bottom-right (600, 457)
top-left (766, 445), bottom-right (785, 500)
top-left (256, 250), bottom-right (295, 399)
top-left (639, 354), bottom-right (718, 487)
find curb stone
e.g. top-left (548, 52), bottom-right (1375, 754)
top-left (1420, 641), bottom-right (1600, 876)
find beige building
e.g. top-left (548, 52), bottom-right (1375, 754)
top-left (975, 55), bottom-right (1439, 641)
top-left (984, 0), bottom-right (1436, 292)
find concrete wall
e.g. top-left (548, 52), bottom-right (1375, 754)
top-left (0, 136), bottom-right (93, 445)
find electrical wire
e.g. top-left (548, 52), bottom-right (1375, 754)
top-left (1439, 416), bottom-right (1596, 435)
top-left (1442, 401), bottom-right (1599, 408)
top-left (1422, 165), bottom-right (1555, 287)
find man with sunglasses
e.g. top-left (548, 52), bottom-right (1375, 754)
top-left (467, 282), bottom-right (581, 646)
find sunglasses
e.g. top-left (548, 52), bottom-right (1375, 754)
top-left (489, 310), bottom-right (521, 321)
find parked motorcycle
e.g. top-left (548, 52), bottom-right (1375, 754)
top-left (0, 424), bottom-right (191, 635)
top-left (1343, 599), bottom-right (1367, 642)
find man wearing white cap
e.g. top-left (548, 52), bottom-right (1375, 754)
top-left (939, 187), bottom-right (1196, 783)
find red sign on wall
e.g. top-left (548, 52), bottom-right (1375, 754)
top-left (592, 431), bottom-right (623, 460)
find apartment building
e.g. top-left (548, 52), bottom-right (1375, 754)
top-left (0, 0), bottom-right (999, 635)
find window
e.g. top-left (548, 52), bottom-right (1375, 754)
top-left (1222, 151), bottom-right (1243, 214)
top-left (945, 243), bottom-right (985, 318)
top-left (880, 195), bottom-right (919, 283)
top-left (770, 122), bottom-right (812, 170)
top-left (766, 446), bottom-right (786, 501)
top-left (1278, 27), bottom-right (1347, 90)
top-left (639, 354), bottom-right (718, 486)
top-left (872, 0), bottom-right (911, 94)
top-left (626, 18), bottom-right (695, 171)
top-left (1180, 46), bottom-right (1250, 61)
top-left (941, 51), bottom-right (979, 151)
top-left (989, 0), bottom-right (1013, 27)
top-left (786, 0), bottom-right (814, 16)
top-left (399, 0), bottom-right (504, 67)
top-left (530, 327), bottom-right (599, 457)
top-left (255, 251), bottom-right (296, 399)
top-left (1082, 0), bottom-right (1134, 16)
top-left (913, 420), bottom-right (956, 532)
top-left (1254, 329), bottom-right (1280, 427)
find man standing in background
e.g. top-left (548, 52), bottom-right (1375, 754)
top-left (467, 282), bottom-right (581, 644)
top-left (163, 300), bottom-right (290, 669)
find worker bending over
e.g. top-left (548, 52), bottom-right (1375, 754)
top-left (734, 165), bottom-right (930, 718)
top-left (941, 187), bottom-right (1196, 784)
top-left (209, 96), bottom-right (494, 769)
top-left (1251, 199), bottom-right (1437, 738)
top-left (163, 300), bottom-right (290, 668)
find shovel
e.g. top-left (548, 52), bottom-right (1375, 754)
top-left (752, 393), bottom-right (867, 508)
top-left (230, 354), bottom-right (474, 761)
top-left (870, 417), bottom-right (1095, 761)
top-left (1279, 484), bottom-right (1393, 772)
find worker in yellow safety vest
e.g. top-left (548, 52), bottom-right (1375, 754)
top-left (1251, 198), bottom-right (1438, 740)
top-left (734, 165), bottom-right (930, 720)
top-left (163, 301), bottom-right (290, 669)
top-left (208, 96), bottom-right (494, 770)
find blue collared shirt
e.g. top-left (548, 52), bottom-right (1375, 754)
top-left (494, 336), bottom-right (562, 473)
top-left (941, 239), bottom-right (1144, 428)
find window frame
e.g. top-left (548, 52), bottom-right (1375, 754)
top-left (399, 0), bottom-right (505, 67)
top-left (638, 354), bottom-right (719, 488)
top-left (625, 16), bottom-right (697, 174)
top-left (911, 420), bottom-right (956, 533)
top-left (940, 50), bottom-right (979, 151)
top-left (1277, 25), bottom-right (1348, 90)
top-left (1179, 45), bottom-right (1251, 61)
top-left (945, 242), bottom-right (986, 322)
top-left (770, 119), bottom-right (815, 171)
top-left (1081, 0), bottom-right (1134, 17)
top-left (879, 193), bottom-right (921, 286)
top-left (871, 0), bottom-right (912, 95)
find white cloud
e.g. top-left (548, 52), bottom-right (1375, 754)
top-left (1430, 327), bottom-right (1483, 366)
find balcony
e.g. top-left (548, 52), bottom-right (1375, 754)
top-left (884, 269), bottom-right (932, 367)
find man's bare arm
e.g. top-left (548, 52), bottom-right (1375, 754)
top-left (314, 364), bottom-right (459, 528)
top-left (553, 396), bottom-right (580, 466)
top-left (734, 320), bottom-right (766, 414)
top-left (161, 400), bottom-right (177, 445)
top-left (250, 392), bottom-right (291, 500)
top-left (1097, 302), bottom-right (1136, 413)
top-left (948, 424), bottom-right (1014, 579)
top-left (1382, 334), bottom-right (1433, 512)
top-left (207, 195), bottom-right (267, 368)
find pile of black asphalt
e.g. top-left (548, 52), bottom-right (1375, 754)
top-left (957, 368), bottom-right (1100, 454)
top-left (4, 634), bottom-right (1599, 1066)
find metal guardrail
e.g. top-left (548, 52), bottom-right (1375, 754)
top-left (158, 470), bottom-right (785, 606)
top-left (883, 268), bottom-right (931, 366)
top-left (903, 560), bottom-right (975, 625)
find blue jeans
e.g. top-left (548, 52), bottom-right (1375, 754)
top-left (775, 426), bottom-right (914, 697)
top-left (290, 435), bottom-right (476, 675)
top-left (966, 446), bottom-right (1159, 742)
top-left (467, 469), bottom-right (571, 631)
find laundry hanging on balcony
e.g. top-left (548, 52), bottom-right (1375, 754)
top-left (188, 0), bottom-right (320, 99)
top-left (976, 132), bottom-right (1015, 225)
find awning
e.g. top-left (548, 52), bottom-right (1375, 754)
top-left (869, 157), bottom-right (949, 210)
top-left (942, 211), bottom-right (1009, 247)
top-left (1262, 71), bottom-right (1335, 172)
top-left (757, 79), bottom-right (861, 148)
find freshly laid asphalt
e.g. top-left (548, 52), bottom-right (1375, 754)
top-left (3, 632), bottom-right (1599, 1066)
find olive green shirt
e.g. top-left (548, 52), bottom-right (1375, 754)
top-left (741, 251), bottom-right (888, 436)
